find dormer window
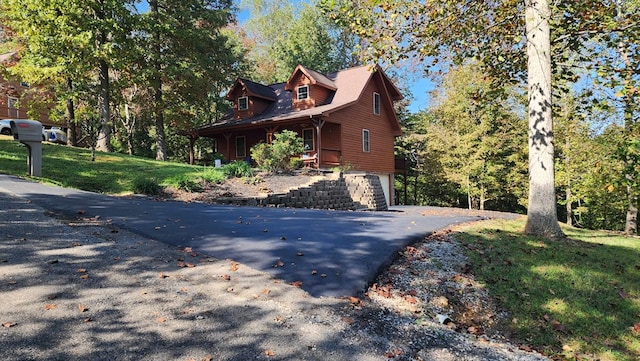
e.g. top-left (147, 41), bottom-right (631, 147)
top-left (373, 92), bottom-right (381, 115)
top-left (297, 85), bottom-right (309, 100)
top-left (238, 96), bottom-right (248, 111)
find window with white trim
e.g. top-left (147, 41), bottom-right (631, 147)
top-left (297, 85), bottom-right (309, 100)
top-left (236, 136), bottom-right (246, 158)
top-left (373, 92), bottom-right (381, 115)
top-left (238, 96), bottom-right (248, 111)
top-left (362, 129), bottom-right (370, 153)
top-left (303, 128), bottom-right (314, 151)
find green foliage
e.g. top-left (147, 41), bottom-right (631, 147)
top-left (250, 130), bottom-right (303, 173)
top-left (222, 161), bottom-right (253, 178)
top-left (132, 176), bottom-right (163, 195)
top-left (201, 168), bottom-right (226, 184)
top-left (456, 219), bottom-right (640, 360)
top-left (170, 174), bottom-right (203, 193)
top-left (396, 63), bottom-right (527, 212)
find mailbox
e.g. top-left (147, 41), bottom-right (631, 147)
top-left (10, 119), bottom-right (44, 142)
top-left (9, 119), bottom-right (43, 177)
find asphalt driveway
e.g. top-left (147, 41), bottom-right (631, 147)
top-left (0, 174), bottom-right (500, 298)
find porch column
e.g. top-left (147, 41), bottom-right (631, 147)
top-left (312, 117), bottom-right (325, 168)
top-left (223, 132), bottom-right (232, 161)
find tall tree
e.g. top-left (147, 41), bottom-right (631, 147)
top-left (136, 0), bottom-right (241, 161)
top-left (242, 0), bottom-right (359, 84)
top-left (523, 0), bottom-right (562, 237)
top-left (1, 0), bottom-right (135, 152)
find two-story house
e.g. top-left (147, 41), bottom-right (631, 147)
top-left (195, 64), bottom-right (403, 205)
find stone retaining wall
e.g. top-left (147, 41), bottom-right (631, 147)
top-left (215, 172), bottom-right (388, 211)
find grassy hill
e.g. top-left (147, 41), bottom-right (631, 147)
top-left (0, 137), bottom-right (218, 194)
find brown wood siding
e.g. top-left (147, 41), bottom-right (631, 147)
top-left (329, 80), bottom-right (396, 173)
top-left (251, 98), bottom-right (271, 116)
top-left (0, 77), bottom-right (52, 124)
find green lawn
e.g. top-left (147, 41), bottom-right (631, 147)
top-left (0, 137), bottom-right (209, 194)
top-left (455, 218), bottom-right (640, 361)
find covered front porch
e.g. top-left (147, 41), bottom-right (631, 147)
top-left (199, 119), bottom-right (343, 169)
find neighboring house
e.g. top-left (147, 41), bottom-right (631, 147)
top-left (0, 52), bottom-right (52, 125)
top-left (195, 64), bottom-right (403, 205)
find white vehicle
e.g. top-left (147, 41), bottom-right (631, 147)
top-left (45, 127), bottom-right (67, 144)
top-left (0, 119), bottom-right (13, 135)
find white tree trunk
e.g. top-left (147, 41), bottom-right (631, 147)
top-left (524, 0), bottom-right (564, 238)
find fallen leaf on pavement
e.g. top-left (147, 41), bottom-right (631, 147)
top-left (264, 350), bottom-right (276, 357)
top-left (290, 281), bottom-right (302, 288)
top-left (44, 304), bottom-right (57, 310)
top-left (77, 268), bottom-right (87, 273)
top-left (223, 274), bottom-right (231, 281)
top-left (156, 317), bottom-right (167, 323)
top-left (230, 262), bottom-right (239, 271)
top-left (159, 272), bottom-right (167, 279)
top-left (2, 322), bottom-right (17, 328)
top-left (78, 304), bottom-right (88, 313)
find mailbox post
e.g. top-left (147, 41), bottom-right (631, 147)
top-left (9, 119), bottom-right (44, 177)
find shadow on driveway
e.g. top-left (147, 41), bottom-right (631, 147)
top-left (0, 174), bottom-right (512, 297)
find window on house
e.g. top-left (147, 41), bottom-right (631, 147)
top-left (373, 92), bottom-right (381, 115)
top-left (297, 85), bottom-right (309, 100)
top-left (362, 129), bottom-right (370, 153)
top-left (236, 136), bottom-right (246, 158)
top-left (238, 96), bottom-right (248, 111)
top-left (303, 128), bottom-right (314, 151)
top-left (7, 97), bottom-right (18, 118)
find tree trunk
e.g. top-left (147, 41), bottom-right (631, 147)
top-left (566, 182), bottom-right (573, 226)
top-left (124, 103), bottom-right (135, 155)
top-left (523, 0), bottom-right (564, 239)
top-left (95, 1), bottom-right (111, 152)
top-left (96, 58), bottom-right (111, 152)
top-left (65, 78), bottom-right (77, 146)
top-left (626, 184), bottom-right (638, 235)
top-left (467, 176), bottom-right (472, 210)
top-left (150, 0), bottom-right (167, 161)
